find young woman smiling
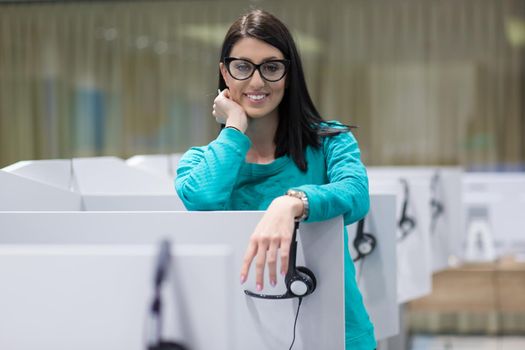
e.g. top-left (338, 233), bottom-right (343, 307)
top-left (175, 9), bottom-right (376, 349)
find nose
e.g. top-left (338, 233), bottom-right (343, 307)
top-left (249, 68), bottom-right (266, 88)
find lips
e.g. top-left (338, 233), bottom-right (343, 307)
top-left (244, 93), bottom-right (269, 103)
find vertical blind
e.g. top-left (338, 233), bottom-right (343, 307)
top-left (0, 0), bottom-right (523, 168)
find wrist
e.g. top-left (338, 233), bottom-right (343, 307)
top-left (285, 190), bottom-right (309, 222)
top-left (271, 195), bottom-right (304, 220)
top-left (225, 111), bottom-right (248, 132)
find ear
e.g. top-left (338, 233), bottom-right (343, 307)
top-left (220, 62), bottom-right (229, 87)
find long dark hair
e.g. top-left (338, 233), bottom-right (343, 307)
top-left (218, 9), bottom-right (351, 171)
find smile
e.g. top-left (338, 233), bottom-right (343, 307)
top-left (244, 93), bottom-right (268, 102)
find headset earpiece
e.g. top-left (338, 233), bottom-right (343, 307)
top-left (355, 233), bottom-right (376, 256)
top-left (285, 266), bottom-right (316, 297)
top-left (244, 223), bottom-right (317, 300)
top-left (353, 218), bottom-right (377, 262)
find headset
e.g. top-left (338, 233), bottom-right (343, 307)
top-left (244, 222), bottom-right (317, 299)
top-left (429, 171), bottom-right (444, 234)
top-left (398, 178), bottom-right (417, 241)
top-left (353, 218), bottom-right (377, 262)
top-left (147, 240), bottom-right (188, 350)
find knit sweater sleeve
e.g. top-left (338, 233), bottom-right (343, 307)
top-left (175, 128), bottom-right (251, 210)
top-left (293, 130), bottom-right (370, 226)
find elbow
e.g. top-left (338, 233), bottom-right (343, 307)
top-left (176, 182), bottom-right (227, 211)
top-left (344, 180), bottom-right (370, 225)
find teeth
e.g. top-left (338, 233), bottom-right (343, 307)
top-left (247, 94), bottom-right (265, 100)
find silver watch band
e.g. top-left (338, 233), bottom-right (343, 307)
top-left (285, 189), bottom-right (309, 222)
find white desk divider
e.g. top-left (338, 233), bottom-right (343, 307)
top-left (1, 157), bottom-right (186, 211)
top-left (463, 172), bottom-right (525, 259)
top-left (0, 170), bottom-right (81, 211)
top-left (347, 194), bottom-right (398, 340)
top-left (2, 159), bottom-right (75, 191)
top-left (72, 157), bottom-right (185, 211)
top-left (126, 154), bottom-right (184, 180)
top-left (369, 167), bottom-right (463, 272)
top-left (368, 174), bottom-right (432, 304)
top-left (126, 154), bottom-right (175, 180)
top-left (0, 212), bottom-right (345, 350)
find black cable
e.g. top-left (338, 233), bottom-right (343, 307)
top-left (357, 257), bottom-right (366, 285)
top-left (289, 297), bottom-right (303, 350)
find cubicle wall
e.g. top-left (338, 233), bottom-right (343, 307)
top-left (0, 212), bottom-right (345, 350)
top-left (347, 194), bottom-right (398, 340)
top-left (1, 157), bottom-right (400, 346)
top-left (368, 171), bottom-right (432, 303)
top-left (369, 166), bottom-right (463, 272)
top-left (462, 172), bottom-right (525, 261)
top-left (1, 157), bottom-right (185, 211)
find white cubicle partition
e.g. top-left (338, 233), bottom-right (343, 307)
top-left (1, 157), bottom-right (185, 211)
top-left (126, 154), bottom-right (183, 180)
top-left (369, 167), bottom-right (463, 271)
top-left (463, 172), bottom-right (525, 259)
top-left (2, 159), bottom-right (75, 191)
top-left (0, 212), bottom-right (345, 350)
top-left (368, 174), bottom-right (432, 304)
top-left (347, 194), bottom-right (398, 340)
top-left (0, 170), bottom-right (81, 211)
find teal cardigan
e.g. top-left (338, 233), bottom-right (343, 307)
top-left (175, 125), bottom-right (376, 349)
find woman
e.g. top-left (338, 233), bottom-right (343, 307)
top-left (175, 9), bottom-right (376, 349)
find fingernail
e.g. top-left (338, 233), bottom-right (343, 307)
top-left (240, 275), bottom-right (246, 284)
top-left (256, 283), bottom-right (262, 291)
top-left (270, 280), bottom-right (276, 287)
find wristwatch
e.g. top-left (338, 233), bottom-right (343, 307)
top-left (286, 189), bottom-right (309, 222)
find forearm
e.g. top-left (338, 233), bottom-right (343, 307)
top-left (294, 177), bottom-right (370, 225)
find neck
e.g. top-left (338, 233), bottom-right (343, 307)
top-left (245, 111), bottom-right (279, 164)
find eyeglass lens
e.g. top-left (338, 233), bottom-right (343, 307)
top-left (228, 59), bottom-right (286, 81)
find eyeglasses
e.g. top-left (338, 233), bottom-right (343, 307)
top-left (224, 57), bottom-right (290, 82)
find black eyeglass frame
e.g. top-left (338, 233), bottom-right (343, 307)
top-left (223, 57), bottom-right (290, 82)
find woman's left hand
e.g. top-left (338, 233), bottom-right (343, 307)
top-left (240, 195), bottom-right (304, 291)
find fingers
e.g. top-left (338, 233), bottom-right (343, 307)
top-left (254, 237), bottom-right (270, 291)
top-left (267, 237), bottom-right (280, 287)
top-left (280, 235), bottom-right (292, 277)
top-left (240, 240), bottom-right (257, 284)
top-left (240, 236), bottom-right (278, 291)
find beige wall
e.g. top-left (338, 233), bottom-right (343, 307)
top-left (0, 0), bottom-right (523, 168)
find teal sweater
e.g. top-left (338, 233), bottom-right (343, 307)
top-left (175, 125), bottom-right (376, 349)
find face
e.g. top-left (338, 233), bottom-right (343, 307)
top-left (220, 37), bottom-right (287, 120)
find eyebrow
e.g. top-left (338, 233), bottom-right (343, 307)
top-left (236, 56), bottom-right (283, 61)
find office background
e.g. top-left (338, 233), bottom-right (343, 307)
top-left (0, 0), bottom-right (523, 169)
top-left (1, 1), bottom-right (525, 349)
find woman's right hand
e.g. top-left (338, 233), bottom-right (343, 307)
top-left (213, 89), bottom-right (248, 132)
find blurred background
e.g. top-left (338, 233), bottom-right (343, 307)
top-left (1, 0), bottom-right (524, 349)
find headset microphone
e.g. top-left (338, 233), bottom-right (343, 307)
top-left (244, 222), bottom-right (316, 299)
top-left (147, 240), bottom-right (188, 350)
top-left (430, 171), bottom-right (444, 234)
top-left (398, 178), bottom-right (416, 241)
top-left (353, 218), bottom-right (377, 262)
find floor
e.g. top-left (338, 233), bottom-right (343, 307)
top-left (411, 335), bottom-right (525, 350)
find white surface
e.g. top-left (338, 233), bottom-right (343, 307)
top-left (126, 154), bottom-right (183, 180)
top-left (368, 173), bottom-right (432, 303)
top-left (347, 194), bottom-right (399, 340)
top-left (0, 211), bottom-right (345, 350)
top-left (463, 172), bottom-right (525, 257)
top-left (369, 166), bottom-right (464, 271)
top-left (1, 157), bottom-right (186, 211)
top-left (0, 170), bottom-right (81, 211)
top-left (2, 159), bottom-right (74, 191)
top-left (72, 157), bottom-right (174, 194)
